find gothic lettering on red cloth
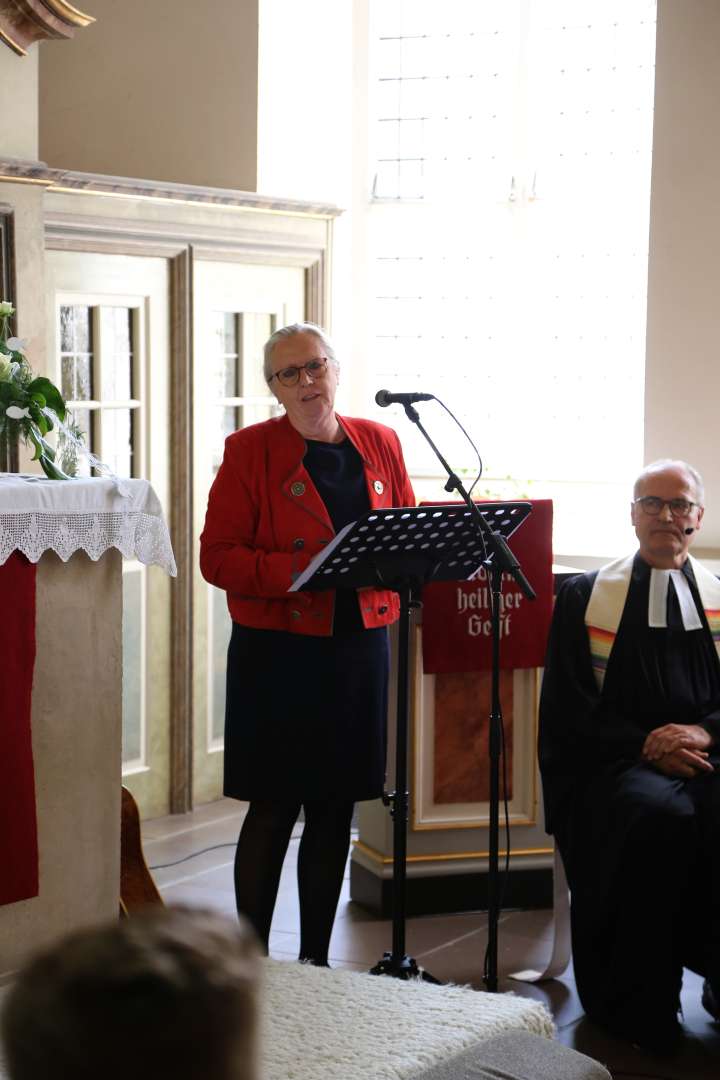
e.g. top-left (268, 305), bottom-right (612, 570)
top-left (421, 499), bottom-right (553, 673)
top-left (0, 551), bottom-right (39, 906)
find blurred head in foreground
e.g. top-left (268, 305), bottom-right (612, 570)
top-left (1, 906), bottom-right (260, 1080)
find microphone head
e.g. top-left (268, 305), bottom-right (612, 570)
top-left (375, 389), bottom-right (392, 408)
top-left (685, 527), bottom-right (695, 535)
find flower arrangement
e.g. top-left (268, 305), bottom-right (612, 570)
top-left (0, 300), bottom-right (74, 479)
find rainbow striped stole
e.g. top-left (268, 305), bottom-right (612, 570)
top-left (585, 555), bottom-right (634, 690)
top-left (679, 556), bottom-right (720, 668)
top-left (585, 554), bottom-right (720, 691)
top-left (587, 626), bottom-right (616, 684)
top-left (705, 608), bottom-right (720, 648)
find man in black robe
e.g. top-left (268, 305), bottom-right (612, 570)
top-left (539, 459), bottom-right (720, 1054)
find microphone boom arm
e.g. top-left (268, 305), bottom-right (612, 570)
top-left (401, 403), bottom-right (536, 601)
top-left (395, 399), bottom-right (535, 992)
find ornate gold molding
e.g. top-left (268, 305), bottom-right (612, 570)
top-left (0, 0), bottom-right (95, 57)
top-left (45, 0), bottom-right (94, 27)
top-left (353, 839), bottom-right (555, 866)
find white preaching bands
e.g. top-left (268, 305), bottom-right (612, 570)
top-left (648, 567), bottom-right (702, 631)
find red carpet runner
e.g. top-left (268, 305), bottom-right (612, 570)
top-left (0, 551), bottom-right (39, 906)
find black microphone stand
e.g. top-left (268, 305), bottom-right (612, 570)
top-left (399, 402), bottom-right (536, 992)
top-left (290, 488), bottom-right (530, 986)
top-left (369, 574), bottom-right (439, 982)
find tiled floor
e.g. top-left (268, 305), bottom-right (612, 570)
top-left (144, 798), bottom-right (720, 1080)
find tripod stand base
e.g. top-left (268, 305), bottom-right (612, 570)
top-left (369, 952), bottom-right (442, 984)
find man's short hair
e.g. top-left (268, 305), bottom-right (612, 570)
top-left (633, 458), bottom-right (705, 504)
top-left (1, 907), bottom-right (260, 1080)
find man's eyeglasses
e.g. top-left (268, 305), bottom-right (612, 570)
top-left (634, 496), bottom-right (698, 517)
top-left (268, 358), bottom-right (329, 388)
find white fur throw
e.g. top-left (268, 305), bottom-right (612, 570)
top-left (261, 958), bottom-right (555, 1080)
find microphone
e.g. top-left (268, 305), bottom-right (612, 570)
top-left (375, 389), bottom-right (434, 408)
top-left (685, 527), bottom-right (695, 535)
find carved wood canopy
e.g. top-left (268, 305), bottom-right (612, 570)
top-left (0, 0), bottom-right (94, 56)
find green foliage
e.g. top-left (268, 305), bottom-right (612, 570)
top-left (28, 377), bottom-right (66, 422)
top-left (0, 304), bottom-right (75, 479)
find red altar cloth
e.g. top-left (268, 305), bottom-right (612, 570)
top-left (0, 551), bottom-right (39, 906)
top-left (421, 499), bottom-right (553, 673)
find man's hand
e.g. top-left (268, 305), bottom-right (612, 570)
top-left (652, 747), bottom-right (714, 778)
top-left (642, 723), bottom-right (712, 761)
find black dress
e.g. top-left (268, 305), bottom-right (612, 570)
top-left (539, 554), bottom-right (720, 1032)
top-left (223, 438), bottom-right (389, 803)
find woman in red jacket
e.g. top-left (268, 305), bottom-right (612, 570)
top-left (200, 323), bottom-right (415, 965)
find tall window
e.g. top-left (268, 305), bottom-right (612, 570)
top-left (369, 0), bottom-right (657, 555)
top-left (58, 301), bottom-right (145, 768)
top-left (205, 310), bottom-right (279, 749)
top-left (60, 304), bottom-right (139, 478)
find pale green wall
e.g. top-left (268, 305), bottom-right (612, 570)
top-left (0, 45), bottom-right (38, 159)
top-left (38, 0), bottom-right (259, 191)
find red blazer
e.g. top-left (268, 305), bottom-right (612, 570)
top-left (199, 413), bottom-right (416, 636)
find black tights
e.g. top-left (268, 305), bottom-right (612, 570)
top-left (233, 798), bottom-right (354, 966)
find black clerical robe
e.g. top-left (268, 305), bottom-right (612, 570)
top-left (539, 553), bottom-right (720, 1033)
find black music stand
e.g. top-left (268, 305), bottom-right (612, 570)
top-left (291, 501), bottom-right (531, 983)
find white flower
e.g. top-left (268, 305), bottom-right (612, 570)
top-left (5, 405), bottom-right (30, 419)
top-left (0, 300), bottom-right (14, 317)
top-left (0, 356), bottom-right (19, 382)
top-left (6, 337), bottom-right (26, 353)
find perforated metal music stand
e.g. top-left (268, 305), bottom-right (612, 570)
top-left (291, 503), bottom-right (531, 594)
top-left (291, 501), bottom-right (532, 982)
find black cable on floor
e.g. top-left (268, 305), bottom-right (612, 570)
top-left (149, 842), bottom-right (237, 870)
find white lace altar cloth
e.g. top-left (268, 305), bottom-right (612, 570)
top-left (0, 474), bottom-right (176, 576)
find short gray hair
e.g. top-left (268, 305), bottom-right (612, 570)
top-left (634, 459), bottom-right (705, 504)
top-left (263, 322), bottom-right (338, 383)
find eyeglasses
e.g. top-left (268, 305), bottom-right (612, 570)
top-left (268, 357), bottom-right (329, 387)
top-left (634, 496), bottom-right (698, 517)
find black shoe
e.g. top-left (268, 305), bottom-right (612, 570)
top-left (702, 979), bottom-right (720, 1022)
top-left (298, 956), bottom-right (330, 968)
top-left (595, 1011), bottom-right (685, 1057)
top-left (631, 1020), bottom-right (684, 1057)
